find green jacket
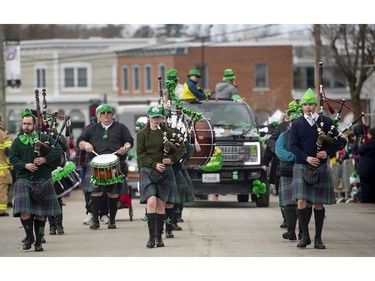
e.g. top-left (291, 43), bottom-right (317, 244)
top-left (137, 126), bottom-right (185, 169)
top-left (10, 133), bottom-right (63, 179)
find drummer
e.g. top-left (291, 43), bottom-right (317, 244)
top-left (77, 104), bottom-right (134, 230)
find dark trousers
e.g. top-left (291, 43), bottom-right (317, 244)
top-left (360, 177), bottom-right (375, 203)
top-left (85, 191), bottom-right (109, 216)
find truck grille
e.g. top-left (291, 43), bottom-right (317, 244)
top-left (218, 145), bottom-right (241, 161)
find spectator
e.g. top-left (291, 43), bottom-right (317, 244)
top-left (356, 127), bottom-right (375, 203)
top-left (214, 69), bottom-right (238, 99)
top-left (181, 69), bottom-right (207, 100)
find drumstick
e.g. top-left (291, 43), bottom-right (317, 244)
top-left (92, 151), bottom-right (99, 156)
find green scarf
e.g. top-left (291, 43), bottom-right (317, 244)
top-left (19, 132), bottom-right (39, 145)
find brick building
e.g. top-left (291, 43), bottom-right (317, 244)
top-left (116, 42), bottom-right (294, 122)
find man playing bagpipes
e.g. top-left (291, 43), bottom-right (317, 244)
top-left (289, 89), bottom-right (345, 249)
top-left (9, 109), bottom-right (63, 252)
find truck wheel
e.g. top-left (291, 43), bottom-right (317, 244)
top-left (195, 194), bottom-right (208, 200)
top-left (254, 188), bottom-right (270, 207)
top-left (237, 194), bottom-right (249, 202)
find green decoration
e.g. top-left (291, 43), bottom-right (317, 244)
top-left (252, 179), bottom-right (267, 198)
top-left (201, 147), bottom-right (223, 172)
top-left (19, 132), bottom-right (39, 145)
top-left (90, 174), bottom-right (124, 186)
top-left (20, 108), bottom-right (35, 119)
top-left (232, 170), bottom-right (239, 180)
top-left (52, 161), bottom-right (77, 182)
top-left (103, 128), bottom-right (108, 139)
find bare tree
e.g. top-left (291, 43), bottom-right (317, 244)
top-left (132, 25), bottom-right (155, 38)
top-left (321, 24), bottom-right (375, 115)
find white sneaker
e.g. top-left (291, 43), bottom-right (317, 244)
top-left (100, 215), bottom-right (110, 224)
top-left (83, 213), bottom-right (93, 225)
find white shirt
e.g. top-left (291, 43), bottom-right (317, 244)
top-left (304, 113), bottom-right (319, 126)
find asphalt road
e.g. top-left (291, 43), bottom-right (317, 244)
top-left (1, 188), bottom-right (374, 280)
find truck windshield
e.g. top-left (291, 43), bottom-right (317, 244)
top-left (184, 102), bottom-right (256, 129)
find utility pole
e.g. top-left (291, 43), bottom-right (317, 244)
top-left (0, 25), bottom-right (6, 124)
top-left (314, 24), bottom-right (322, 105)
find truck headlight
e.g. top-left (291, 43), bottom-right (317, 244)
top-left (242, 142), bottom-right (261, 165)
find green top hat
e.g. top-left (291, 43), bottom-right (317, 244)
top-left (289, 111), bottom-right (302, 122)
top-left (301, 88), bottom-right (317, 105)
top-left (223, 69), bottom-right (236, 81)
top-left (147, 106), bottom-right (164, 117)
top-left (286, 99), bottom-right (303, 116)
top-left (187, 69), bottom-right (201, 78)
top-left (96, 104), bottom-right (114, 115)
top-left (166, 68), bottom-right (179, 80)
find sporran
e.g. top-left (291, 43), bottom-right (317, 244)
top-left (302, 165), bottom-right (319, 185)
top-left (29, 182), bottom-right (46, 202)
top-left (149, 169), bottom-right (166, 184)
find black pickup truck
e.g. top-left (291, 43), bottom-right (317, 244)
top-left (182, 99), bottom-right (269, 207)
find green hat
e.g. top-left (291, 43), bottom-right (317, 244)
top-left (301, 88), bottom-right (317, 105)
top-left (96, 104), bottom-right (114, 115)
top-left (147, 106), bottom-right (164, 117)
top-left (231, 94), bottom-right (241, 101)
top-left (166, 68), bottom-right (179, 80)
top-left (187, 69), bottom-right (201, 78)
top-left (286, 99), bottom-right (302, 116)
top-left (289, 111), bottom-right (302, 122)
top-left (223, 69), bottom-right (236, 81)
top-left (20, 108), bottom-right (36, 121)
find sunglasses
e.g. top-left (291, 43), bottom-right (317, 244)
top-left (100, 111), bottom-right (112, 115)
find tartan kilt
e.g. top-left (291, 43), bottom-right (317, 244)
top-left (139, 166), bottom-right (180, 204)
top-left (292, 164), bottom-right (336, 205)
top-left (175, 168), bottom-right (195, 204)
top-left (279, 176), bottom-right (295, 207)
top-left (13, 178), bottom-right (62, 217)
top-left (82, 164), bottom-right (128, 194)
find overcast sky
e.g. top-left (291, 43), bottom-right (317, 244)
top-left (3, 1), bottom-right (373, 25)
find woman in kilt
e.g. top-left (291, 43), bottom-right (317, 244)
top-left (137, 105), bottom-right (186, 248)
top-left (10, 109), bottom-right (63, 252)
top-left (77, 104), bottom-right (134, 230)
top-left (289, 89), bottom-right (345, 249)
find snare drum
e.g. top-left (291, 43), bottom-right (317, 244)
top-left (52, 161), bottom-right (82, 198)
top-left (90, 154), bottom-right (124, 186)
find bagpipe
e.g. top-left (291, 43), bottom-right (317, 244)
top-left (33, 88), bottom-right (72, 168)
top-left (314, 62), bottom-right (366, 153)
top-left (158, 76), bottom-right (215, 167)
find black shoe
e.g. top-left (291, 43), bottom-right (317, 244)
top-left (34, 243), bottom-right (44, 252)
top-left (22, 237), bottom-right (33, 250)
top-left (166, 230), bottom-right (174, 238)
top-left (172, 223), bottom-right (182, 231)
top-left (146, 237), bottom-right (155, 248)
top-left (282, 231), bottom-right (297, 240)
top-left (314, 238), bottom-right (326, 249)
top-left (90, 222), bottom-right (100, 230)
top-left (176, 218), bottom-right (184, 223)
top-left (7, 202), bottom-right (13, 208)
top-left (108, 223), bottom-right (116, 229)
top-left (49, 226), bottom-right (56, 235)
top-left (280, 221), bottom-right (287, 228)
top-left (156, 237), bottom-right (164, 247)
top-left (0, 211), bottom-right (9, 216)
top-left (22, 236), bottom-right (35, 244)
top-left (56, 226), bottom-right (64, 235)
top-left (297, 236), bottom-right (311, 248)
